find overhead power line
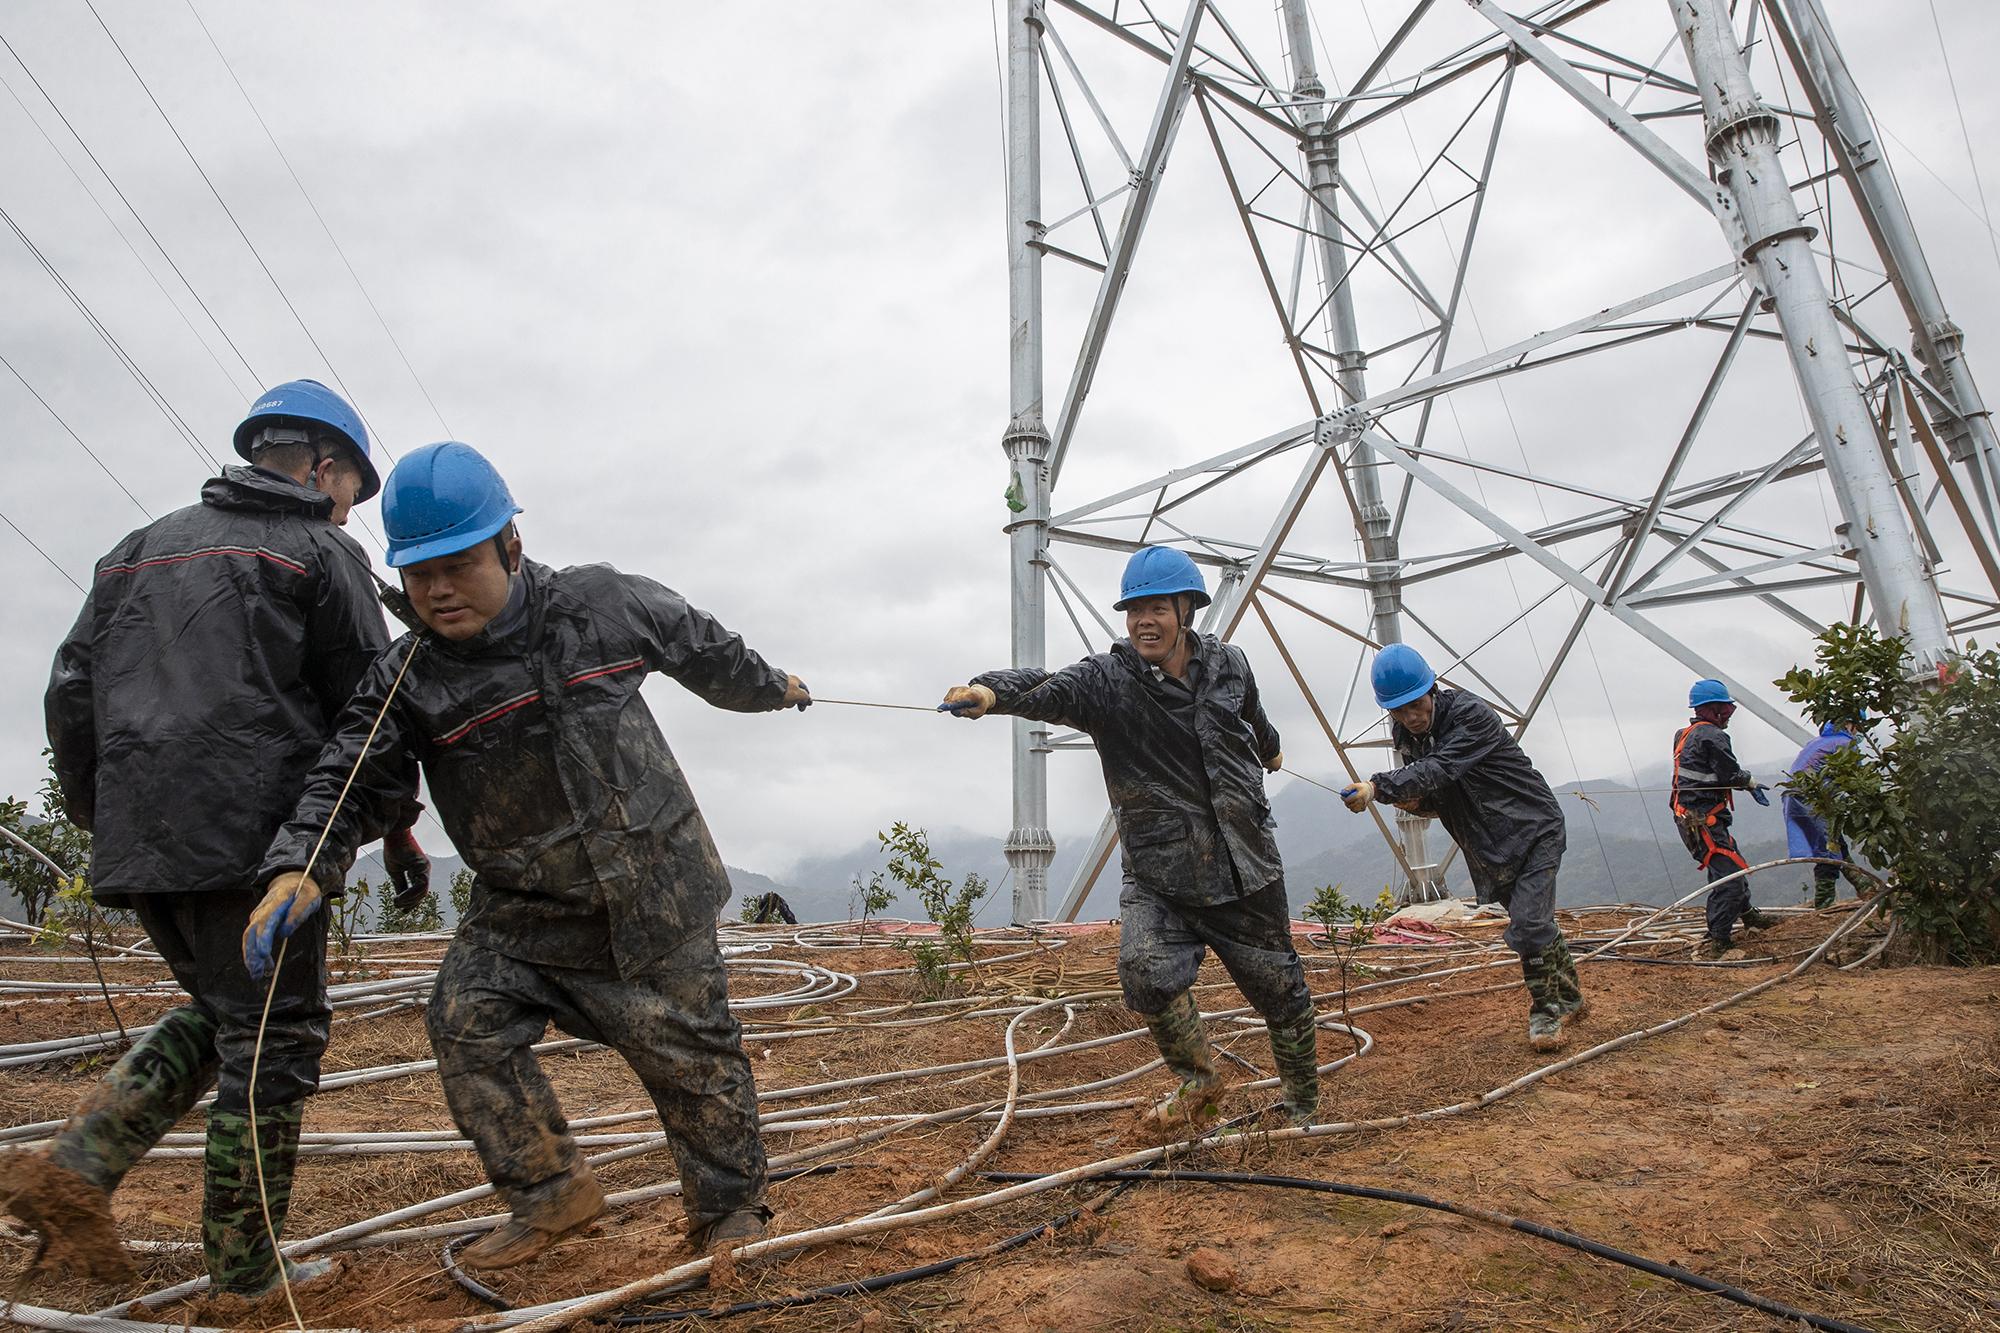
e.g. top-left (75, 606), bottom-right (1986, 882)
top-left (82, 0), bottom-right (391, 462)
top-left (0, 29), bottom-right (262, 389)
top-left (0, 200), bottom-right (224, 473)
top-left (0, 507), bottom-right (86, 593)
top-left (182, 0), bottom-right (451, 442)
top-left (0, 350), bottom-right (154, 520)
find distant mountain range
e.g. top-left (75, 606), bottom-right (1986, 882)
top-left (6, 749), bottom-right (1822, 930)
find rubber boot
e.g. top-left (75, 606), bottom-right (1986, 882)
top-left (203, 1102), bottom-right (330, 1296)
top-left (1140, 991), bottom-right (1225, 1127)
top-left (1739, 905), bottom-right (1778, 931)
top-left (2, 1006), bottom-right (218, 1283)
top-left (1265, 1009), bottom-right (1321, 1126)
top-left (1812, 875), bottom-right (1838, 910)
top-left (1697, 934), bottom-right (1734, 961)
top-left (459, 1162), bottom-right (606, 1271)
top-left (1546, 936), bottom-right (1588, 1023)
top-left (1522, 948), bottom-right (1567, 1053)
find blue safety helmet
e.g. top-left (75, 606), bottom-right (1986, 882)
top-left (1371, 643), bottom-right (1436, 711)
top-left (381, 442), bottom-right (523, 568)
top-left (232, 379), bottom-right (378, 502)
top-left (1115, 545), bottom-right (1210, 611)
top-left (1689, 678), bottom-right (1734, 709)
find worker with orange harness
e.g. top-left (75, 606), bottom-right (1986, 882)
top-left (1671, 679), bottom-right (1774, 958)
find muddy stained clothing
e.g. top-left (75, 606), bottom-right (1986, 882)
top-left (259, 558), bottom-right (791, 978)
top-left (44, 466), bottom-right (397, 904)
top-left (129, 889), bottom-right (330, 1111)
top-left (974, 635), bottom-right (1283, 908)
top-left (1371, 689), bottom-right (1567, 959)
top-left (1669, 719), bottom-right (1755, 939)
top-left (1117, 874), bottom-right (1310, 1022)
top-left (426, 928), bottom-right (765, 1229)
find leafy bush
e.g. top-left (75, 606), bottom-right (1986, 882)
top-left (870, 823), bottom-right (988, 998)
top-left (448, 868), bottom-right (475, 922)
top-left (1, 750), bottom-right (96, 928)
top-left (1777, 625), bottom-right (2000, 963)
top-left (1303, 883), bottom-right (1395, 1052)
top-left (378, 886), bottom-right (444, 934)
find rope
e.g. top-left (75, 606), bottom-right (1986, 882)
top-left (246, 634), bottom-right (422, 1329)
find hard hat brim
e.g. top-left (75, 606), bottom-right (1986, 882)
top-left (1377, 679), bottom-right (1434, 711)
top-left (1112, 587), bottom-right (1212, 612)
top-left (385, 507), bottom-right (522, 569)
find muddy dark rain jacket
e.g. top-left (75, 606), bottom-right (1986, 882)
top-left (1371, 688), bottom-right (1565, 887)
top-left (259, 560), bottom-right (790, 977)
top-left (44, 467), bottom-right (393, 903)
top-left (975, 636), bottom-right (1282, 906)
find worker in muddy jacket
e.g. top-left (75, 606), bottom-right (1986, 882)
top-left (17, 380), bottom-right (426, 1294)
top-left (1339, 645), bottom-right (1586, 1052)
top-left (941, 546), bottom-right (1320, 1128)
top-left (247, 441), bottom-right (809, 1270)
top-left (1672, 679), bottom-right (1775, 957)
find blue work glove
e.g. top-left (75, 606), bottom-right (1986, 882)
top-left (1748, 784), bottom-right (1771, 807)
top-left (1340, 780), bottom-right (1376, 813)
top-left (940, 685), bottom-right (996, 718)
top-left (383, 827), bottom-right (431, 911)
top-left (243, 871), bottom-right (324, 980)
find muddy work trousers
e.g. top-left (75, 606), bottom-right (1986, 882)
top-left (1117, 877), bottom-right (1312, 1026)
top-left (1466, 832), bottom-right (1565, 961)
top-left (131, 888), bottom-right (330, 1112)
top-left (426, 927), bottom-right (767, 1233)
top-left (1677, 806), bottom-right (1751, 941)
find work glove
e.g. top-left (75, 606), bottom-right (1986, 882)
top-left (244, 871), bottom-right (324, 980)
top-left (1748, 783), bottom-right (1771, 807)
top-left (1340, 779), bottom-right (1376, 813)
top-left (383, 827), bottom-right (431, 910)
top-left (1265, 751), bottom-right (1284, 774)
top-left (941, 684), bottom-right (997, 719)
top-left (783, 675), bottom-right (813, 710)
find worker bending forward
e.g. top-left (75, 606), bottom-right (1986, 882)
top-left (1341, 645), bottom-right (1586, 1052)
top-left (246, 442), bottom-right (810, 1268)
top-left (942, 546), bottom-right (1320, 1127)
top-left (17, 380), bottom-right (421, 1293)
top-left (1672, 680), bottom-right (1774, 958)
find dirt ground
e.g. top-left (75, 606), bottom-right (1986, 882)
top-left (1, 910), bottom-right (1996, 1332)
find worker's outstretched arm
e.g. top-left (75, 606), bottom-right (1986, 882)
top-left (622, 573), bottom-right (794, 712)
top-left (954, 661), bottom-right (1106, 734)
top-left (1371, 696), bottom-right (1508, 803)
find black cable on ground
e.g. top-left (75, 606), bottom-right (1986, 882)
top-left (978, 1170), bottom-right (1874, 1333)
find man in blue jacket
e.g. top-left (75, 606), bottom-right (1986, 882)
top-left (245, 442), bottom-right (810, 1269)
top-left (1784, 721), bottom-right (1868, 908)
top-left (942, 547), bottom-right (1320, 1128)
top-left (1340, 645), bottom-right (1586, 1051)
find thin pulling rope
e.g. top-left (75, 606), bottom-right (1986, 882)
top-left (246, 634), bottom-right (422, 1329)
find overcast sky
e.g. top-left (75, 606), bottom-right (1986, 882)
top-left (2, 1), bottom-right (1996, 897)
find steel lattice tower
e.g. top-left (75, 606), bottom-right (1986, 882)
top-left (997, 0), bottom-right (2000, 924)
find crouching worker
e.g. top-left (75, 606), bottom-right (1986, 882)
top-left (244, 442), bottom-right (811, 1269)
top-left (1340, 645), bottom-right (1586, 1052)
top-left (941, 546), bottom-right (1320, 1128)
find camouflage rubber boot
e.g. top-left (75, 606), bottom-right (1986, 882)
top-left (202, 1102), bottom-right (330, 1296)
top-left (1140, 991), bottom-right (1225, 1127)
top-left (1813, 875), bottom-right (1838, 910)
top-left (2, 1005), bottom-right (219, 1282)
top-left (1265, 1009), bottom-right (1321, 1126)
top-left (1696, 934), bottom-right (1733, 961)
top-left (1522, 950), bottom-right (1567, 1053)
top-left (1546, 937), bottom-right (1588, 1022)
top-left (1739, 905), bottom-right (1778, 931)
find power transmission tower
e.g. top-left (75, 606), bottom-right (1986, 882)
top-left (997, 0), bottom-right (2000, 924)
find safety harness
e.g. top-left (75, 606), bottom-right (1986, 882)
top-left (1671, 722), bottom-right (1747, 872)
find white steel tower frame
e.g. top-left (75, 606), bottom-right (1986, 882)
top-left (999, 0), bottom-right (2000, 925)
